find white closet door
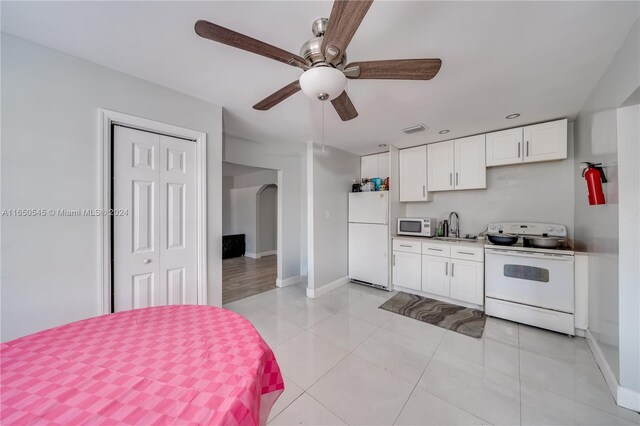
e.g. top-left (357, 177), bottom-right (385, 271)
top-left (114, 126), bottom-right (161, 311)
top-left (159, 135), bottom-right (197, 305)
top-left (113, 126), bottom-right (197, 312)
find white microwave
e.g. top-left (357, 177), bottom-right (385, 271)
top-left (397, 218), bottom-right (437, 237)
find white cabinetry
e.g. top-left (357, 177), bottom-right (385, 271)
top-left (455, 135), bottom-right (486, 190)
top-left (421, 255), bottom-right (450, 296)
top-left (426, 141), bottom-right (454, 191)
top-left (486, 119), bottom-right (567, 167)
top-left (399, 146), bottom-right (432, 202)
top-left (392, 251), bottom-right (421, 290)
top-left (392, 238), bottom-right (484, 308)
top-left (449, 259), bottom-right (484, 305)
top-left (428, 135), bottom-right (486, 191)
top-left (523, 119), bottom-right (568, 163)
top-left (486, 127), bottom-right (523, 166)
top-left (360, 152), bottom-right (390, 179)
top-left (392, 239), bottom-right (422, 290)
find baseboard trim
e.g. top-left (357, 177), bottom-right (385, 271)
top-left (245, 252), bottom-right (258, 259)
top-left (617, 386), bottom-right (640, 412)
top-left (306, 276), bottom-right (349, 299)
top-left (276, 275), bottom-right (305, 288)
top-left (259, 250), bottom-right (277, 257)
top-left (585, 329), bottom-right (640, 412)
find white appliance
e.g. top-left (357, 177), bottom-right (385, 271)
top-left (397, 217), bottom-right (437, 237)
top-left (484, 222), bottom-right (575, 335)
top-left (348, 192), bottom-right (389, 289)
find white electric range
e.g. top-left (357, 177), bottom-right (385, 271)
top-left (484, 222), bottom-right (575, 335)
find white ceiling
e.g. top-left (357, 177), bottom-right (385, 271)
top-left (2, 1), bottom-right (638, 155)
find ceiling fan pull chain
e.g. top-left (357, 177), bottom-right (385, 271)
top-left (322, 101), bottom-right (326, 152)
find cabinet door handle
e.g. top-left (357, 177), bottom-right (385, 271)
top-left (449, 173), bottom-right (453, 186)
top-left (526, 141), bottom-right (529, 157)
top-left (458, 251), bottom-right (475, 255)
top-left (455, 172), bottom-right (459, 186)
top-left (393, 254), bottom-right (396, 266)
top-left (428, 248), bottom-right (442, 252)
top-left (445, 262), bottom-right (448, 276)
top-left (518, 142), bottom-right (521, 158)
top-left (451, 262), bottom-right (455, 277)
top-left (399, 244), bottom-right (412, 248)
top-left (422, 185), bottom-right (426, 197)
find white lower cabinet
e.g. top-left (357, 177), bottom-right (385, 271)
top-left (392, 251), bottom-right (421, 290)
top-left (449, 259), bottom-right (484, 305)
top-left (392, 238), bottom-right (484, 308)
top-left (421, 255), bottom-right (450, 296)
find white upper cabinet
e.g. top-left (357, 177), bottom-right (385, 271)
top-left (427, 135), bottom-right (486, 192)
top-left (454, 135), bottom-right (486, 190)
top-left (486, 119), bottom-right (567, 166)
top-left (360, 152), bottom-right (391, 179)
top-left (400, 145), bottom-right (432, 202)
top-left (427, 141), bottom-right (455, 191)
top-left (486, 127), bottom-right (523, 166)
top-left (523, 119), bottom-right (568, 163)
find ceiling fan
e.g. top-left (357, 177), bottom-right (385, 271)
top-left (195, 0), bottom-right (441, 121)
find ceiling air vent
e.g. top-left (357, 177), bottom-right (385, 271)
top-left (402, 124), bottom-right (428, 134)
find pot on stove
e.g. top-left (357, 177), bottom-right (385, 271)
top-left (523, 235), bottom-right (564, 249)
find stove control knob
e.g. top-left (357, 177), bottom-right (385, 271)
top-left (489, 224), bottom-right (496, 230)
top-left (547, 226), bottom-right (554, 231)
top-left (555, 226), bottom-right (563, 232)
top-left (497, 225), bottom-right (503, 230)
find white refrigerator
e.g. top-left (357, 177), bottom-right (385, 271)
top-left (348, 192), bottom-right (389, 289)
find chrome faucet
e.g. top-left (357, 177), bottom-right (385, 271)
top-left (448, 211), bottom-right (460, 238)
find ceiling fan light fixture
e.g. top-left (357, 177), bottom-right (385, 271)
top-left (299, 66), bottom-right (346, 101)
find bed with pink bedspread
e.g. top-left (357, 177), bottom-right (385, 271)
top-left (1, 305), bottom-right (284, 425)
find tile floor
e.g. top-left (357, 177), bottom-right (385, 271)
top-left (224, 282), bottom-right (640, 426)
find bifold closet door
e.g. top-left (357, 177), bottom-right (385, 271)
top-left (113, 126), bottom-right (197, 312)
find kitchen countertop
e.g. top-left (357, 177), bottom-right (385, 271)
top-left (393, 235), bottom-right (486, 249)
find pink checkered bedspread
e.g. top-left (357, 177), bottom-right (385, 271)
top-left (0, 305), bottom-right (284, 425)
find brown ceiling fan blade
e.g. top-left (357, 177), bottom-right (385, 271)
top-left (345, 59), bottom-right (442, 80)
top-left (321, 0), bottom-right (373, 64)
top-left (195, 20), bottom-right (308, 69)
top-left (331, 91), bottom-right (358, 121)
top-left (253, 81), bottom-right (301, 110)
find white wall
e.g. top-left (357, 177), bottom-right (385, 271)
top-left (617, 102), bottom-right (639, 394)
top-left (1, 34), bottom-right (223, 341)
top-left (222, 176), bottom-right (234, 235)
top-left (234, 169), bottom-right (277, 188)
top-left (307, 143), bottom-right (360, 292)
top-left (573, 18), bottom-right (639, 395)
top-left (259, 185), bottom-right (277, 253)
top-left (223, 135), bottom-right (306, 282)
top-left (230, 186), bottom-right (260, 256)
top-left (406, 125), bottom-right (575, 239)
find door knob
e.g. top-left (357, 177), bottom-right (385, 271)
top-left (143, 258), bottom-right (151, 264)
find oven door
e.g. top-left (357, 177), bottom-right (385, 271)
top-left (485, 250), bottom-right (574, 313)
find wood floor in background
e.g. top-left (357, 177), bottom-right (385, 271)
top-left (222, 255), bottom-right (277, 304)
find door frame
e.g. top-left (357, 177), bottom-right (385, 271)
top-left (99, 108), bottom-right (208, 313)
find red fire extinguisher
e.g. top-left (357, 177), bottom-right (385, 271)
top-left (581, 162), bottom-right (607, 205)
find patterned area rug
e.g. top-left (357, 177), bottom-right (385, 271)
top-left (379, 292), bottom-right (487, 338)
